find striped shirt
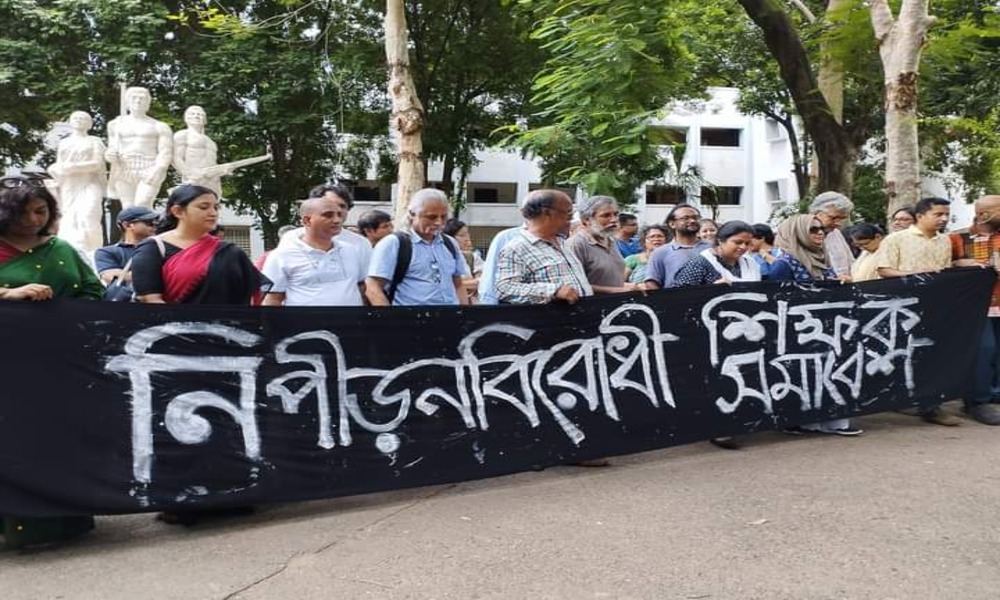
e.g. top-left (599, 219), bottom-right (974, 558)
top-left (496, 230), bottom-right (593, 304)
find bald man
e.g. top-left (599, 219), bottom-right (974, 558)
top-left (951, 194), bottom-right (1000, 425)
top-left (261, 196), bottom-right (366, 306)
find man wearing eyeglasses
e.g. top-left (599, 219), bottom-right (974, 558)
top-left (366, 188), bottom-right (469, 306)
top-left (644, 203), bottom-right (711, 289)
top-left (93, 206), bottom-right (159, 285)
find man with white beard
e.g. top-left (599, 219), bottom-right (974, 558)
top-left (566, 195), bottom-right (640, 294)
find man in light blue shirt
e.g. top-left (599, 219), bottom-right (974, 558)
top-left (645, 203), bottom-right (711, 289)
top-left (366, 188), bottom-right (469, 306)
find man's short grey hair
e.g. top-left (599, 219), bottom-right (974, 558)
top-left (810, 191), bottom-right (854, 214)
top-left (521, 189), bottom-right (567, 220)
top-left (576, 195), bottom-right (618, 221)
top-left (408, 188), bottom-right (449, 214)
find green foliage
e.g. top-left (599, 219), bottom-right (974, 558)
top-left (402, 0), bottom-right (541, 210)
top-left (506, 0), bottom-right (698, 202)
top-left (920, 0), bottom-right (1000, 198)
top-left (0, 0), bottom-right (173, 165)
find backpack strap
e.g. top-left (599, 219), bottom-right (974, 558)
top-left (387, 231), bottom-right (412, 303)
top-left (441, 234), bottom-right (460, 262)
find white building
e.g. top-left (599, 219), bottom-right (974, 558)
top-left (340, 87), bottom-right (803, 253)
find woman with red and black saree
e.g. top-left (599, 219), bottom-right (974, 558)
top-left (132, 184), bottom-right (264, 305)
top-left (0, 177), bottom-right (104, 549)
top-left (131, 184), bottom-right (266, 526)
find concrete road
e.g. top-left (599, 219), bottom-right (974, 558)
top-left (2, 406), bottom-right (999, 600)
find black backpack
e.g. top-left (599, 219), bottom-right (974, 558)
top-left (387, 231), bottom-right (460, 303)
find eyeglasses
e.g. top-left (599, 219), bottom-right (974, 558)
top-left (0, 174), bottom-right (49, 189)
top-left (808, 226), bottom-right (826, 234)
top-left (671, 215), bottom-right (700, 222)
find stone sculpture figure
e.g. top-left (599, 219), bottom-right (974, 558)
top-left (48, 111), bottom-right (108, 251)
top-left (173, 105), bottom-right (271, 198)
top-left (105, 87), bottom-right (172, 209)
top-left (172, 106), bottom-right (224, 197)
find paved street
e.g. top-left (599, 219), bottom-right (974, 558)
top-left (3, 406), bottom-right (999, 600)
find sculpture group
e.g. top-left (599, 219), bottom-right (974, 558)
top-left (47, 86), bottom-right (271, 252)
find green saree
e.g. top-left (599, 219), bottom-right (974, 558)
top-left (0, 237), bottom-right (104, 299)
top-left (0, 236), bottom-right (101, 548)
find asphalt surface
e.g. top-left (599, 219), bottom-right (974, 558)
top-left (2, 405), bottom-right (999, 600)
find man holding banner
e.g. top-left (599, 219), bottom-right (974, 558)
top-left (495, 189), bottom-right (591, 305)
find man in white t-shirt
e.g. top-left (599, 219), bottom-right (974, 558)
top-left (262, 196), bottom-right (365, 306)
top-left (278, 184), bottom-right (373, 269)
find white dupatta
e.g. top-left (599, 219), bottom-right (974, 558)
top-left (699, 248), bottom-right (761, 282)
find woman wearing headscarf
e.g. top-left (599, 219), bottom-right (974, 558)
top-left (771, 214), bottom-right (863, 436)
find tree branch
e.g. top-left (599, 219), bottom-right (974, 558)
top-left (870, 0), bottom-right (895, 41)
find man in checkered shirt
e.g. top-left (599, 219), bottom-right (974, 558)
top-left (495, 189), bottom-right (592, 305)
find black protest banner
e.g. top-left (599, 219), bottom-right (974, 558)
top-left (0, 268), bottom-right (992, 517)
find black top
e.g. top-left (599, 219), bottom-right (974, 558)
top-left (131, 238), bottom-right (266, 305)
top-left (672, 255), bottom-right (741, 287)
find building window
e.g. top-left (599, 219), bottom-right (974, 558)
top-left (702, 186), bottom-right (742, 206)
top-left (765, 119), bottom-right (784, 141)
top-left (700, 128), bottom-right (741, 147)
top-left (766, 181), bottom-right (782, 203)
top-left (223, 225), bottom-right (253, 256)
top-left (467, 182), bottom-right (517, 203)
top-left (645, 185), bottom-right (686, 205)
top-left (352, 180), bottom-right (391, 203)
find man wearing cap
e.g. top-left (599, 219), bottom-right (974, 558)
top-left (93, 206), bottom-right (158, 284)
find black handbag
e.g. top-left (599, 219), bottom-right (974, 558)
top-left (103, 259), bottom-right (135, 302)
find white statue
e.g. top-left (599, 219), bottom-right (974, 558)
top-left (173, 106), bottom-right (223, 196)
top-left (48, 111), bottom-right (108, 251)
top-left (173, 105), bottom-right (271, 198)
top-left (105, 87), bottom-right (172, 209)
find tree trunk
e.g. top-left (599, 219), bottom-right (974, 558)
top-left (738, 0), bottom-right (855, 195)
top-left (768, 111), bottom-right (810, 199)
top-left (385, 0), bottom-right (426, 227)
top-left (871, 0), bottom-right (934, 217)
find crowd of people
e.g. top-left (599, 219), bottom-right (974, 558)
top-left (1, 173), bottom-right (998, 547)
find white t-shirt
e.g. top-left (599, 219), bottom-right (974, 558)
top-left (262, 235), bottom-right (366, 306)
top-left (280, 227), bottom-right (373, 272)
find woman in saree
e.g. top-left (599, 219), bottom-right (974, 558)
top-left (131, 184), bottom-right (265, 526)
top-left (132, 184), bottom-right (263, 305)
top-left (0, 178), bottom-right (103, 548)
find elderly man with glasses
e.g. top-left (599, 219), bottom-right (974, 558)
top-left (366, 188), bottom-right (469, 306)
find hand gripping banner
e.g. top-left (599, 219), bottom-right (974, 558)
top-left (0, 268), bottom-right (993, 516)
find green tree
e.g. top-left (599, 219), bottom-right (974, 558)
top-left (0, 0), bottom-right (176, 165)
top-left (403, 0), bottom-right (541, 211)
top-left (507, 0), bottom-right (700, 202)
